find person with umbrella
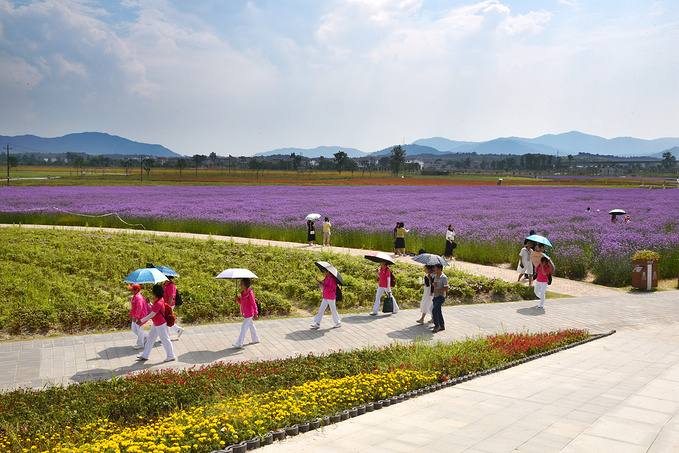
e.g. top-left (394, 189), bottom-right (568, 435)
top-left (233, 278), bottom-right (260, 348)
top-left (311, 262), bottom-right (342, 328)
top-left (307, 219), bottom-right (316, 246)
top-left (416, 265), bottom-right (435, 325)
top-left (370, 260), bottom-right (399, 315)
top-left (136, 284), bottom-right (176, 362)
top-left (128, 284), bottom-right (150, 350)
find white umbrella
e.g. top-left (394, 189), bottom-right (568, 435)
top-left (305, 213), bottom-right (321, 221)
top-left (215, 268), bottom-right (258, 279)
top-left (609, 209), bottom-right (626, 216)
top-left (364, 251), bottom-right (395, 265)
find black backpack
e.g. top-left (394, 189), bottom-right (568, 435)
top-left (335, 285), bottom-right (343, 302)
top-left (174, 290), bottom-right (183, 306)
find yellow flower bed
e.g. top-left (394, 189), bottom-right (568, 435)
top-left (17, 370), bottom-right (435, 453)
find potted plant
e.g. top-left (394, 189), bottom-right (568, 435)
top-left (632, 250), bottom-right (660, 265)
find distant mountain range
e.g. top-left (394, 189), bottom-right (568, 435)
top-left (257, 131), bottom-right (679, 159)
top-left (3, 131), bottom-right (678, 159)
top-left (1, 132), bottom-right (180, 158)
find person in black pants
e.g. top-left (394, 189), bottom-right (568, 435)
top-left (431, 263), bottom-right (449, 333)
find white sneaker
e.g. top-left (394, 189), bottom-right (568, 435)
top-left (333, 323), bottom-right (341, 328)
top-left (164, 357), bottom-right (176, 362)
top-left (232, 343), bottom-right (244, 348)
top-left (251, 340), bottom-right (260, 344)
top-left (310, 322), bottom-right (320, 329)
top-left (133, 345), bottom-right (144, 350)
top-left (177, 329), bottom-right (184, 339)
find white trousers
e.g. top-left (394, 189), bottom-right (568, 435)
top-left (139, 323), bottom-right (175, 360)
top-left (131, 321), bottom-right (147, 346)
top-left (313, 298), bottom-right (341, 326)
top-left (534, 281), bottom-right (548, 307)
top-left (235, 317), bottom-right (259, 346)
top-left (372, 287), bottom-right (399, 314)
top-left (169, 305), bottom-right (183, 334)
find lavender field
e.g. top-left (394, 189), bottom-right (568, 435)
top-left (1, 185), bottom-right (677, 285)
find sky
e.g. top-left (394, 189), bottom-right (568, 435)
top-left (0, 0), bottom-right (677, 156)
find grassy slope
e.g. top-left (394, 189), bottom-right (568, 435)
top-left (0, 226), bottom-right (535, 337)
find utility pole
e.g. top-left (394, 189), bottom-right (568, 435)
top-left (6, 144), bottom-right (10, 187)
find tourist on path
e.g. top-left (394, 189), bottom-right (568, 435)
top-left (394, 222), bottom-right (407, 256)
top-left (307, 220), bottom-right (316, 246)
top-left (517, 241), bottom-right (534, 286)
top-left (370, 261), bottom-right (399, 315)
top-left (311, 269), bottom-right (341, 328)
top-left (136, 284), bottom-right (176, 362)
top-left (163, 276), bottom-right (184, 338)
top-left (443, 224), bottom-right (457, 261)
top-left (128, 284), bottom-right (150, 350)
top-left (322, 217), bottom-right (331, 246)
top-left (534, 256), bottom-right (555, 309)
top-left (431, 264), bottom-right (449, 333)
top-left (416, 265), bottom-right (434, 325)
top-left (233, 278), bottom-right (260, 348)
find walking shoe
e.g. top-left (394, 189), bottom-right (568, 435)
top-left (133, 345), bottom-right (144, 350)
top-left (438, 326), bottom-right (445, 331)
top-left (136, 355), bottom-right (148, 361)
top-left (416, 319), bottom-right (424, 324)
top-left (164, 357), bottom-right (176, 362)
top-left (250, 340), bottom-right (260, 344)
top-left (310, 322), bottom-right (320, 329)
top-left (232, 343), bottom-right (244, 349)
top-left (333, 323), bottom-right (341, 328)
top-left (432, 327), bottom-right (441, 333)
top-left (177, 328), bottom-right (184, 339)
top-left (369, 312), bottom-right (378, 316)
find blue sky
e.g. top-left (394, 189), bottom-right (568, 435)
top-left (1, 0), bottom-right (677, 156)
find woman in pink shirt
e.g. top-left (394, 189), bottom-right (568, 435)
top-left (162, 277), bottom-right (184, 338)
top-left (370, 261), bottom-right (399, 315)
top-left (128, 284), bottom-right (150, 350)
top-left (233, 278), bottom-right (260, 348)
top-left (136, 284), bottom-right (176, 362)
top-left (311, 269), bottom-right (341, 328)
top-left (534, 256), bottom-right (555, 309)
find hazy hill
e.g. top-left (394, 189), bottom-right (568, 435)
top-left (254, 146), bottom-right (366, 158)
top-left (1, 132), bottom-right (180, 158)
top-left (370, 144), bottom-right (446, 157)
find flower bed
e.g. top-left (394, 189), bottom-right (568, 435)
top-left (1, 185), bottom-right (677, 284)
top-left (0, 329), bottom-right (590, 452)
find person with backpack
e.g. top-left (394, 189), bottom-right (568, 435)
top-left (233, 278), bottom-right (260, 348)
top-left (136, 284), bottom-right (176, 362)
top-left (311, 268), bottom-right (341, 329)
top-left (163, 276), bottom-right (184, 339)
top-left (128, 284), bottom-right (150, 350)
top-left (370, 260), bottom-right (399, 315)
top-left (534, 256), bottom-right (555, 310)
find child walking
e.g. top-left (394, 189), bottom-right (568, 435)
top-left (233, 278), bottom-right (260, 348)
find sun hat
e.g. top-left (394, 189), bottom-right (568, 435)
top-left (127, 284), bottom-right (142, 290)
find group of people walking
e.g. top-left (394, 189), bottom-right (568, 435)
top-left (516, 233), bottom-right (556, 309)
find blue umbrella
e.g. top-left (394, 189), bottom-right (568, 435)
top-left (154, 265), bottom-right (180, 277)
top-left (525, 234), bottom-right (552, 248)
top-left (124, 268), bottom-right (168, 285)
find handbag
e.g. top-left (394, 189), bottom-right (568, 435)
top-left (382, 294), bottom-right (394, 313)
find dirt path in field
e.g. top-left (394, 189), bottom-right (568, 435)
top-left (2, 223), bottom-right (621, 298)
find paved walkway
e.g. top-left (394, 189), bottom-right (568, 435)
top-left (2, 224), bottom-right (677, 451)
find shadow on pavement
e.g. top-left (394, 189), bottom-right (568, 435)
top-left (71, 362), bottom-right (147, 384)
top-left (178, 349), bottom-right (243, 364)
top-left (88, 345), bottom-right (140, 361)
top-left (341, 314), bottom-right (384, 324)
top-left (516, 307), bottom-right (544, 316)
top-left (387, 325), bottom-right (433, 342)
top-left (285, 329), bottom-right (326, 341)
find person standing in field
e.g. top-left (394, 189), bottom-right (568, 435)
top-left (431, 263), bottom-right (449, 333)
top-left (307, 219), bottom-right (316, 246)
top-left (136, 284), bottom-right (176, 362)
top-left (393, 222), bottom-right (399, 254)
top-left (311, 268), bottom-right (341, 328)
top-left (322, 217), bottom-right (331, 246)
top-left (370, 261), bottom-right (399, 315)
top-left (416, 265), bottom-right (434, 325)
top-left (534, 256), bottom-right (555, 309)
top-left (394, 222), bottom-right (407, 256)
top-left (443, 224), bottom-right (457, 261)
top-left (233, 278), bottom-right (260, 348)
top-left (163, 276), bottom-right (184, 339)
top-left (128, 284), bottom-right (150, 350)
top-left (517, 241), bottom-right (534, 286)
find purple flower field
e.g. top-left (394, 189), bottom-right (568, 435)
top-left (1, 185), bottom-right (677, 284)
